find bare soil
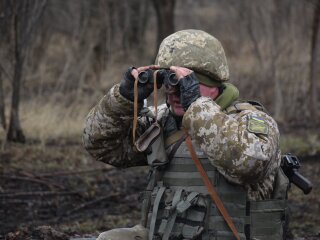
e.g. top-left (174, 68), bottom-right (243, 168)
top-left (0, 142), bottom-right (319, 239)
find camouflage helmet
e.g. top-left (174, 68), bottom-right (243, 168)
top-left (155, 29), bottom-right (229, 82)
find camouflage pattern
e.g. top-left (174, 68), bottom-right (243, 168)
top-left (83, 84), bottom-right (147, 168)
top-left (83, 86), bottom-right (281, 201)
top-left (155, 29), bottom-right (229, 81)
top-left (182, 97), bottom-right (281, 200)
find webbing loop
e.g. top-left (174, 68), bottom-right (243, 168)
top-left (149, 186), bottom-right (166, 240)
top-left (161, 189), bottom-right (183, 240)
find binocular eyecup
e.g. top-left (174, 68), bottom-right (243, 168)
top-left (137, 70), bottom-right (152, 84)
top-left (138, 69), bottom-right (179, 86)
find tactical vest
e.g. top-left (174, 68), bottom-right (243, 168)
top-left (139, 102), bottom-right (289, 240)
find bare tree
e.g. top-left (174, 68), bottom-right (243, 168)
top-left (239, 1), bottom-right (263, 68)
top-left (152, 0), bottom-right (176, 52)
top-left (270, 0), bottom-right (283, 121)
top-left (0, 70), bottom-right (5, 129)
top-left (124, 0), bottom-right (149, 51)
top-left (7, 0), bottom-right (47, 142)
top-left (0, 0), bottom-right (12, 130)
top-left (309, 0), bottom-right (320, 121)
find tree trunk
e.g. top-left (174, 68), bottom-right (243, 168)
top-left (7, 58), bottom-right (25, 143)
top-left (0, 71), bottom-right (6, 129)
top-left (7, 1), bottom-right (25, 143)
top-left (152, 0), bottom-right (175, 51)
top-left (309, 0), bottom-right (320, 121)
top-left (271, 0), bottom-right (283, 122)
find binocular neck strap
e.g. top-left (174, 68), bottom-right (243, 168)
top-left (133, 78), bottom-right (139, 144)
top-left (153, 71), bottom-right (158, 121)
top-left (133, 73), bottom-right (159, 145)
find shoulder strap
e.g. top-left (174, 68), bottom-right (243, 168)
top-left (225, 100), bottom-right (269, 115)
top-left (224, 101), bottom-right (258, 115)
top-left (167, 133), bottom-right (187, 161)
top-left (183, 129), bottom-right (241, 240)
top-left (247, 100), bottom-right (268, 114)
top-left (165, 130), bottom-right (184, 148)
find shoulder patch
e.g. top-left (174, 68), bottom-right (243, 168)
top-left (247, 115), bottom-right (269, 135)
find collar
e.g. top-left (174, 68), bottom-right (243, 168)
top-left (215, 83), bottom-right (239, 110)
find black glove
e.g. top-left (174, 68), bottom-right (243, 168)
top-left (119, 68), bottom-right (154, 102)
top-left (179, 72), bottom-right (201, 111)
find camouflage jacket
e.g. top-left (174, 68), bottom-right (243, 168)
top-left (83, 84), bottom-right (281, 200)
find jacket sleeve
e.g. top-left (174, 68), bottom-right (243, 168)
top-left (83, 84), bottom-right (147, 167)
top-left (182, 97), bottom-right (281, 185)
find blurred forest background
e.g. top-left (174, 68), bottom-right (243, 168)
top-left (0, 0), bottom-right (319, 239)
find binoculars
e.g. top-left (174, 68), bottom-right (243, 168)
top-left (138, 69), bottom-right (179, 86)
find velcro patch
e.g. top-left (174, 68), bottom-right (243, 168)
top-left (247, 115), bottom-right (269, 135)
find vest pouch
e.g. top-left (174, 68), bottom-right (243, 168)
top-left (272, 168), bottom-right (290, 200)
top-left (250, 199), bottom-right (287, 240)
top-left (148, 186), bottom-right (208, 240)
top-left (135, 122), bottom-right (161, 152)
top-left (146, 127), bottom-right (168, 166)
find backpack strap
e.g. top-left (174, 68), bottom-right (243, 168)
top-left (247, 100), bottom-right (268, 113)
top-left (167, 133), bottom-right (187, 161)
top-left (224, 101), bottom-right (258, 115)
top-left (224, 100), bottom-right (269, 115)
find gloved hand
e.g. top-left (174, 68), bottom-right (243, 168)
top-left (170, 66), bottom-right (201, 111)
top-left (119, 65), bottom-right (159, 102)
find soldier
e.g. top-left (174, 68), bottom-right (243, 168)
top-left (83, 29), bottom-right (289, 240)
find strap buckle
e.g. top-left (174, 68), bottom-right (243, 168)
top-left (176, 192), bottom-right (199, 213)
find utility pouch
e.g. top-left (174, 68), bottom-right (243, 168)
top-left (272, 168), bottom-right (290, 200)
top-left (147, 187), bottom-right (207, 240)
top-left (146, 127), bottom-right (168, 167)
top-left (135, 122), bottom-right (161, 152)
top-left (136, 122), bottom-right (168, 167)
top-left (250, 199), bottom-right (287, 240)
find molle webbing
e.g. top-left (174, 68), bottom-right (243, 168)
top-left (163, 159), bottom-right (216, 189)
top-left (159, 141), bottom-right (247, 239)
top-left (249, 199), bottom-right (287, 239)
top-left (144, 139), bottom-right (288, 239)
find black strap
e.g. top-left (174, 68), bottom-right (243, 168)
top-left (245, 201), bottom-right (251, 240)
top-left (167, 134), bottom-right (187, 161)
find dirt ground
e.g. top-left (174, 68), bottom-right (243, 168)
top-left (0, 142), bottom-right (319, 240)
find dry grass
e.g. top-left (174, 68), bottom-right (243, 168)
top-left (20, 100), bottom-right (90, 144)
top-left (281, 132), bottom-right (320, 156)
top-left (0, 2), bottom-right (318, 238)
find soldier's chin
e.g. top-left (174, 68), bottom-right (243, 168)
top-left (171, 106), bottom-right (185, 117)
